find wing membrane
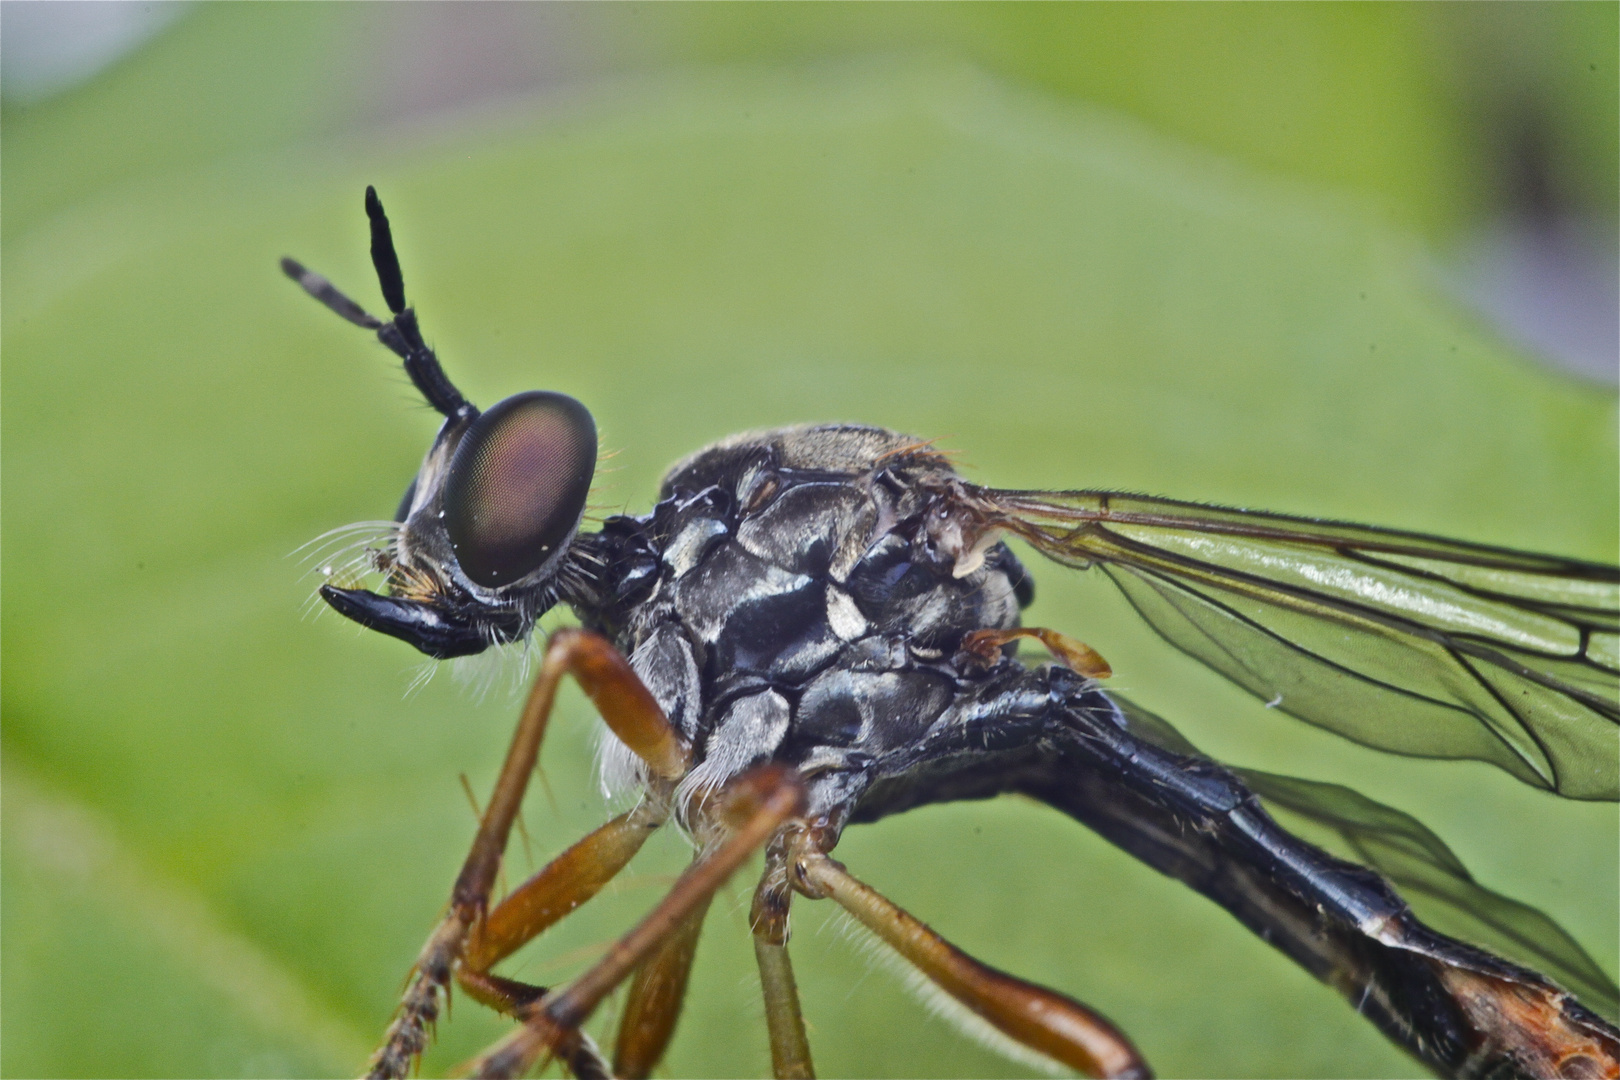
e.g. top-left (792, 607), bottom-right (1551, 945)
top-left (1235, 767), bottom-right (1620, 1022)
top-left (965, 486), bottom-right (1620, 799)
top-left (1102, 693), bottom-right (1619, 1021)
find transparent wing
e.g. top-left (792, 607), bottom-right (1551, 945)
top-left (1236, 767), bottom-right (1620, 1023)
top-left (963, 486), bottom-right (1619, 799)
top-left (1104, 693), bottom-right (1620, 1024)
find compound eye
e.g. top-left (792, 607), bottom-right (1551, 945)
top-left (442, 391), bottom-right (596, 588)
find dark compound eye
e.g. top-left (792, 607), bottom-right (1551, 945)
top-left (441, 391), bottom-right (596, 588)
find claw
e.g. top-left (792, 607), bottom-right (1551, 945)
top-left (366, 914), bottom-right (470, 1079)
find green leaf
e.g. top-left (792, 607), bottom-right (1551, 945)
top-left (4, 52), bottom-right (1614, 1080)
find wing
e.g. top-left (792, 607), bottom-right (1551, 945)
top-left (1100, 693), bottom-right (1619, 1023)
top-left (1232, 766), bottom-right (1620, 1023)
top-left (945, 484), bottom-right (1620, 799)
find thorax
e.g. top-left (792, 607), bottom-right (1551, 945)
top-left (577, 424), bottom-right (1029, 806)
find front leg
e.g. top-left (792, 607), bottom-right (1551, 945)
top-left (465, 765), bottom-right (808, 1079)
top-left (368, 628), bottom-right (688, 1079)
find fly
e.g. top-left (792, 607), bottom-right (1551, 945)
top-left (283, 188), bottom-right (1620, 1080)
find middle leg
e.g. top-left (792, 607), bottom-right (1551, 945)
top-left (611, 888), bottom-right (713, 1079)
top-left (752, 846), bottom-right (814, 1080)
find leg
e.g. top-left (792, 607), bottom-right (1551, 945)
top-left (455, 968), bottom-right (618, 1080)
top-left (466, 764), bottom-right (808, 1080)
top-left (794, 851), bottom-right (1149, 1080)
top-left (368, 629), bottom-right (687, 1080)
top-left (752, 850), bottom-right (814, 1079)
top-left (957, 626), bottom-right (1111, 679)
top-left (447, 800), bottom-right (669, 1045)
top-left (611, 890), bottom-right (712, 1079)
top-left (461, 801), bottom-right (667, 978)
top-left (843, 666), bottom-right (1620, 1078)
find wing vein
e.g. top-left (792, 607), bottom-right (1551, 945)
top-left (954, 482), bottom-right (1619, 799)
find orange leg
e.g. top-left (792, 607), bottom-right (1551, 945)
top-left (795, 851), bottom-right (1150, 1080)
top-left (611, 889), bottom-right (713, 1079)
top-left (443, 806), bottom-right (670, 1079)
top-left (957, 626), bottom-right (1111, 679)
top-left (465, 764), bottom-right (808, 1080)
top-left (367, 629), bottom-right (688, 1080)
top-left (461, 802), bottom-right (667, 978)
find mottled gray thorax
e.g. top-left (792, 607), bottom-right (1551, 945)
top-left (599, 424), bottom-right (1027, 809)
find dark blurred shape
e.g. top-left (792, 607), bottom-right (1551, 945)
top-left (1451, 193), bottom-right (1618, 386)
top-left (1436, 4), bottom-right (1618, 384)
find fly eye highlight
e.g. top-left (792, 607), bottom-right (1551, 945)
top-left (441, 391), bottom-right (597, 588)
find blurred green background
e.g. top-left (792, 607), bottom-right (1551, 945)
top-left (3, 4), bottom-right (1616, 1078)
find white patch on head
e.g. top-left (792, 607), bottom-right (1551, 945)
top-left (674, 690), bottom-right (791, 824)
top-left (825, 585), bottom-right (868, 641)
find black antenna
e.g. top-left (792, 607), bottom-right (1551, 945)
top-left (280, 258), bottom-right (383, 330)
top-left (366, 185), bottom-right (408, 315)
top-left (282, 187), bottom-right (474, 420)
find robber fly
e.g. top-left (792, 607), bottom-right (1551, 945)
top-left (282, 188), bottom-right (1620, 1080)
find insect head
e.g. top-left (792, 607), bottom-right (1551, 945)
top-left (283, 188), bottom-right (594, 658)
